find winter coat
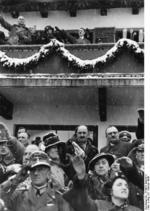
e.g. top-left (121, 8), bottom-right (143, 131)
top-left (64, 176), bottom-right (142, 211)
top-left (0, 16), bottom-right (32, 45)
top-left (100, 140), bottom-right (142, 158)
top-left (66, 138), bottom-right (98, 172)
top-left (87, 172), bottom-right (109, 200)
top-left (95, 200), bottom-right (142, 211)
top-left (50, 161), bottom-right (70, 190)
top-left (1, 184), bottom-right (74, 211)
top-left (129, 182), bottom-right (144, 210)
top-left (0, 137), bottom-right (24, 183)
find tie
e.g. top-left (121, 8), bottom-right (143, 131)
top-left (36, 189), bottom-right (41, 197)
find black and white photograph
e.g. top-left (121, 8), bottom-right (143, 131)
top-left (0, 0), bottom-right (146, 210)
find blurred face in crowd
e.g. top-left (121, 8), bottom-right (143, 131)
top-left (0, 141), bottom-right (10, 155)
top-left (111, 178), bottom-right (129, 201)
top-left (18, 16), bottom-right (25, 26)
top-left (47, 29), bottom-right (53, 35)
top-left (76, 125), bottom-right (88, 145)
top-left (30, 165), bottom-right (50, 187)
top-left (17, 128), bottom-right (26, 138)
top-left (106, 126), bottom-right (119, 145)
top-left (78, 28), bottom-right (85, 38)
top-left (46, 146), bottom-right (60, 163)
top-left (23, 144), bottom-right (39, 165)
top-left (44, 26), bottom-right (54, 39)
top-left (18, 132), bottom-right (29, 147)
top-left (136, 149), bottom-right (144, 164)
top-left (120, 135), bottom-right (131, 142)
top-left (94, 158), bottom-right (110, 176)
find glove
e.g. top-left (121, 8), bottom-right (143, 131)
top-left (6, 164), bottom-right (22, 174)
top-left (72, 142), bottom-right (85, 158)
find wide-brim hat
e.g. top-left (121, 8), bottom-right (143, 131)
top-left (128, 143), bottom-right (144, 160)
top-left (88, 153), bottom-right (115, 171)
top-left (45, 141), bottom-right (66, 152)
top-left (43, 132), bottom-right (66, 152)
top-left (32, 136), bottom-right (42, 145)
top-left (29, 151), bottom-right (50, 169)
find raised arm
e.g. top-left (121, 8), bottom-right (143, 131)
top-left (63, 156), bottom-right (98, 211)
top-left (0, 15), bottom-right (12, 31)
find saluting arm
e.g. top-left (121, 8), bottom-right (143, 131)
top-left (0, 15), bottom-right (12, 31)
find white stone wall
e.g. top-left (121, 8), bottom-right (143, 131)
top-left (0, 87), bottom-right (143, 150)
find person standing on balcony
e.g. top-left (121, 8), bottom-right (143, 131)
top-left (76, 28), bottom-right (91, 44)
top-left (55, 27), bottom-right (91, 44)
top-left (0, 15), bottom-right (32, 45)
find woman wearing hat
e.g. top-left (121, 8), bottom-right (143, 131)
top-left (63, 156), bottom-right (141, 211)
top-left (87, 153), bottom-right (115, 200)
top-left (43, 132), bottom-right (73, 191)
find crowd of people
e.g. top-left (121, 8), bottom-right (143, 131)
top-left (0, 108), bottom-right (144, 211)
top-left (0, 15), bottom-right (143, 45)
top-left (0, 15), bottom-right (92, 45)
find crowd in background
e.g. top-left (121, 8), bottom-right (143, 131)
top-left (0, 108), bottom-right (144, 211)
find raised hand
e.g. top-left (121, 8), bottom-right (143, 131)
top-left (55, 26), bottom-right (61, 32)
top-left (72, 156), bottom-right (86, 179)
top-left (6, 164), bottom-right (22, 174)
top-left (116, 156), bottom-right (133, 168)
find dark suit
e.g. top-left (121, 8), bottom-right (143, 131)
top-left (100, 140), bottom-right (141, 158)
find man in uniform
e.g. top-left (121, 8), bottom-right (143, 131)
top-left (0, 15), bottom-right (32, 45)
top-left (1, 151), bottom-right (73, 211)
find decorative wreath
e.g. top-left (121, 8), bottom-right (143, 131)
top-left (0, 38), bottom-right (144, 72)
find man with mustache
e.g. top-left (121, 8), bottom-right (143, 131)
top-left (67, 125), bottom-right (98, 171)
top-left (1, 151), bottom-right (74, 211)
top-left (100, 126), bottom-right (142, 158)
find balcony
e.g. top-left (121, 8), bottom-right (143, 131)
top-left (0, 39), bottom-right (144, 88)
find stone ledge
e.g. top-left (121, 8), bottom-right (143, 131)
top-left (0, 43), bottom-right (144, 52)
top-left (0, 73), bottom-right (144, 87)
